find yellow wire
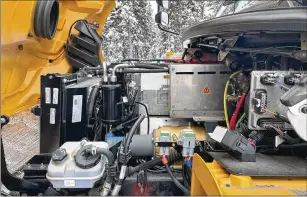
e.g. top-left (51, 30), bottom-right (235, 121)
top-left (223, 70), bottom-right (242, 129)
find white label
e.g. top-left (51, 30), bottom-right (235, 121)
top-left (52, 88), bottom-right (59, 104)
top-left (119, 165), bottom-right (127, 179)
top-left (50, 108), bottom-right (56, 124)
top-left (72, 95), bottom-right (83, 123)
top-left (122, 96), bottom-right (128, 103)
top-left (45, 88), bottom-right (51, 104)
top-left (64, 180), bottom-right (75, 187)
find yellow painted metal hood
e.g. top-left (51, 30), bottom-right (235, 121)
top-left (1, 0), bottom-right (115, 116)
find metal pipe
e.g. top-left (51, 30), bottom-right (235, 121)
top-left (102, 62), bottom-right (108, 83)
top-left (111, 63), bottom-right (131, 82)
top-left (120, 69), bottom-right (169, 73)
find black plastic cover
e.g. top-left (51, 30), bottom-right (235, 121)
top-left (74, 145), bottom-right (101, 169)
top-left (51, 148), bottom-right (67, 162)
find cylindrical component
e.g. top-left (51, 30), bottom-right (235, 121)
top-left (101, 84), bottom-right (122, 124)
top-left (130, 134), bottom-right (154, 157)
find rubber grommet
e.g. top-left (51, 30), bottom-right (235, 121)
top-left (33, 0), bottom-right (59, 39)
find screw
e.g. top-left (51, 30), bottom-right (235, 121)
top-left (172, 143), bottom-right (175, 147)
top-left (18, 45), bottom-right (23, 50)
top-left (300, 106), bottom-right (307, 114)
top-left (155, 143), bottom-right (158, 146)
top-left (225, 184), bottom-right (231, 187)
top-left (49, 75), bottom-right (53, 79)
top-left (93, 22), bottom-right (99, 27)
top-left (28, 33), bottom-right (34, 37)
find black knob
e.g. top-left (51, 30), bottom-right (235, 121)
top-left (52, 148), bottom-right (67, 162)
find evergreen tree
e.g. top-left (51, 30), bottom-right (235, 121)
top-left (102, 0), bottom-right (224, 62)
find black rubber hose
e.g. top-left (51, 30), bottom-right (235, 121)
top-left (132, 65), bottom-right (167, 69)
top-left (121, 59), bottom-right (140, 62)
top-left (123, 115), bottom-right (145, 161)
top-left (136, 102), bottom-right (150, 135)
top-left (96, 148), bottom-right (115, 166)
top-left (109, 116), bottom-right (139, 133)
top-left (126, 149), bottom-right (181, 177)
top-left (126, 158), bottom-right (162, 177)
top-left (120, 69), bottom-right (169, 73)
top-left (165, 164), bottom-right (190, 195)
top-left (279, 143), bottom-right (307, 148)
top-left (134, 63), bottom-right (168, 68)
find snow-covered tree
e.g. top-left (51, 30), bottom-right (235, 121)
top-left (102, 0), bottom-right (223, 62)
top-left (102, 0), bottom-right (157, 63)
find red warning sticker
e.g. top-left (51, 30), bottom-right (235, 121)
top-left (202, 85), bottom-right (211, 94)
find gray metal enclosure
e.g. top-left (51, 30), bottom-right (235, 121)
top-left (169, 64), bottom-right (231, 121)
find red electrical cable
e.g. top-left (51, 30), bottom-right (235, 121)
top-left (229, 93), bottom-right (247, 130)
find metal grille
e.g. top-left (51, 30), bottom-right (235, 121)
top-left (1, 111), bottom-right (39, 174)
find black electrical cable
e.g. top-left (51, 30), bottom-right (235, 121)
top-left (112, 115), bottom-right (145, 196)
top-left (136, 102), bottom-right (150, 135)
top-left (120, 69), bottom-right (169, 73)
top-left (127, 150), bottom-right (182, 177)
top-left (123, 115), bottom-right (145, 158)
top-left (164, 164), bottom-right (190, 195)
top-left (66, 19), bottom-right (86, 44)
top-left (279, 143), bottom-right (307, 148)
top-left (182, 161), bottom-right (191, 189)
top-left (109, 116), bottom-right (140, 133)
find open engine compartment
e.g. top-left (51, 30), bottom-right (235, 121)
top-left (1, 5), bottom-right (307, 197)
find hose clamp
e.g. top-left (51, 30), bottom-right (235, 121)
top-left (91, 145), bottom-right (97, 156)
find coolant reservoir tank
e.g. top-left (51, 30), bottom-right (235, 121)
top-left (46, 141), bottom-right (109, 189)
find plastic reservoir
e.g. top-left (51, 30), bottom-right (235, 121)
top-left (46, 141), bottom-right (108, 188)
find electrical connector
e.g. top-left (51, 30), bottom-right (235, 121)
top-left (159, 131), bottom-right (171, 156)
top-left (180, 129), bottom-right (196, 157)
top-left (210, 126), bottom-right (256, 162)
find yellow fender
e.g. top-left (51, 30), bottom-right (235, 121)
top-left (1, 0), bottom-right (115, 116)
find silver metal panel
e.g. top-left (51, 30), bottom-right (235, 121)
top-left (248, 71), bottom-right (307, 130)
top-left (169, 64), bottom-right (231, 120)
top-left (140, 73), bottom-right (169, 116)
top-left (142, 85), bottom-right (169, 116)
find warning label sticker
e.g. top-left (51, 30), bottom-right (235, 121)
top-left (202, 85), bottom-right (211, 94)
top-left (72, 95), bottom-right (83, 123)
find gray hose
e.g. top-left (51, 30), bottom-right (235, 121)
top-left (120, 69), bottom-right (169, 73)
